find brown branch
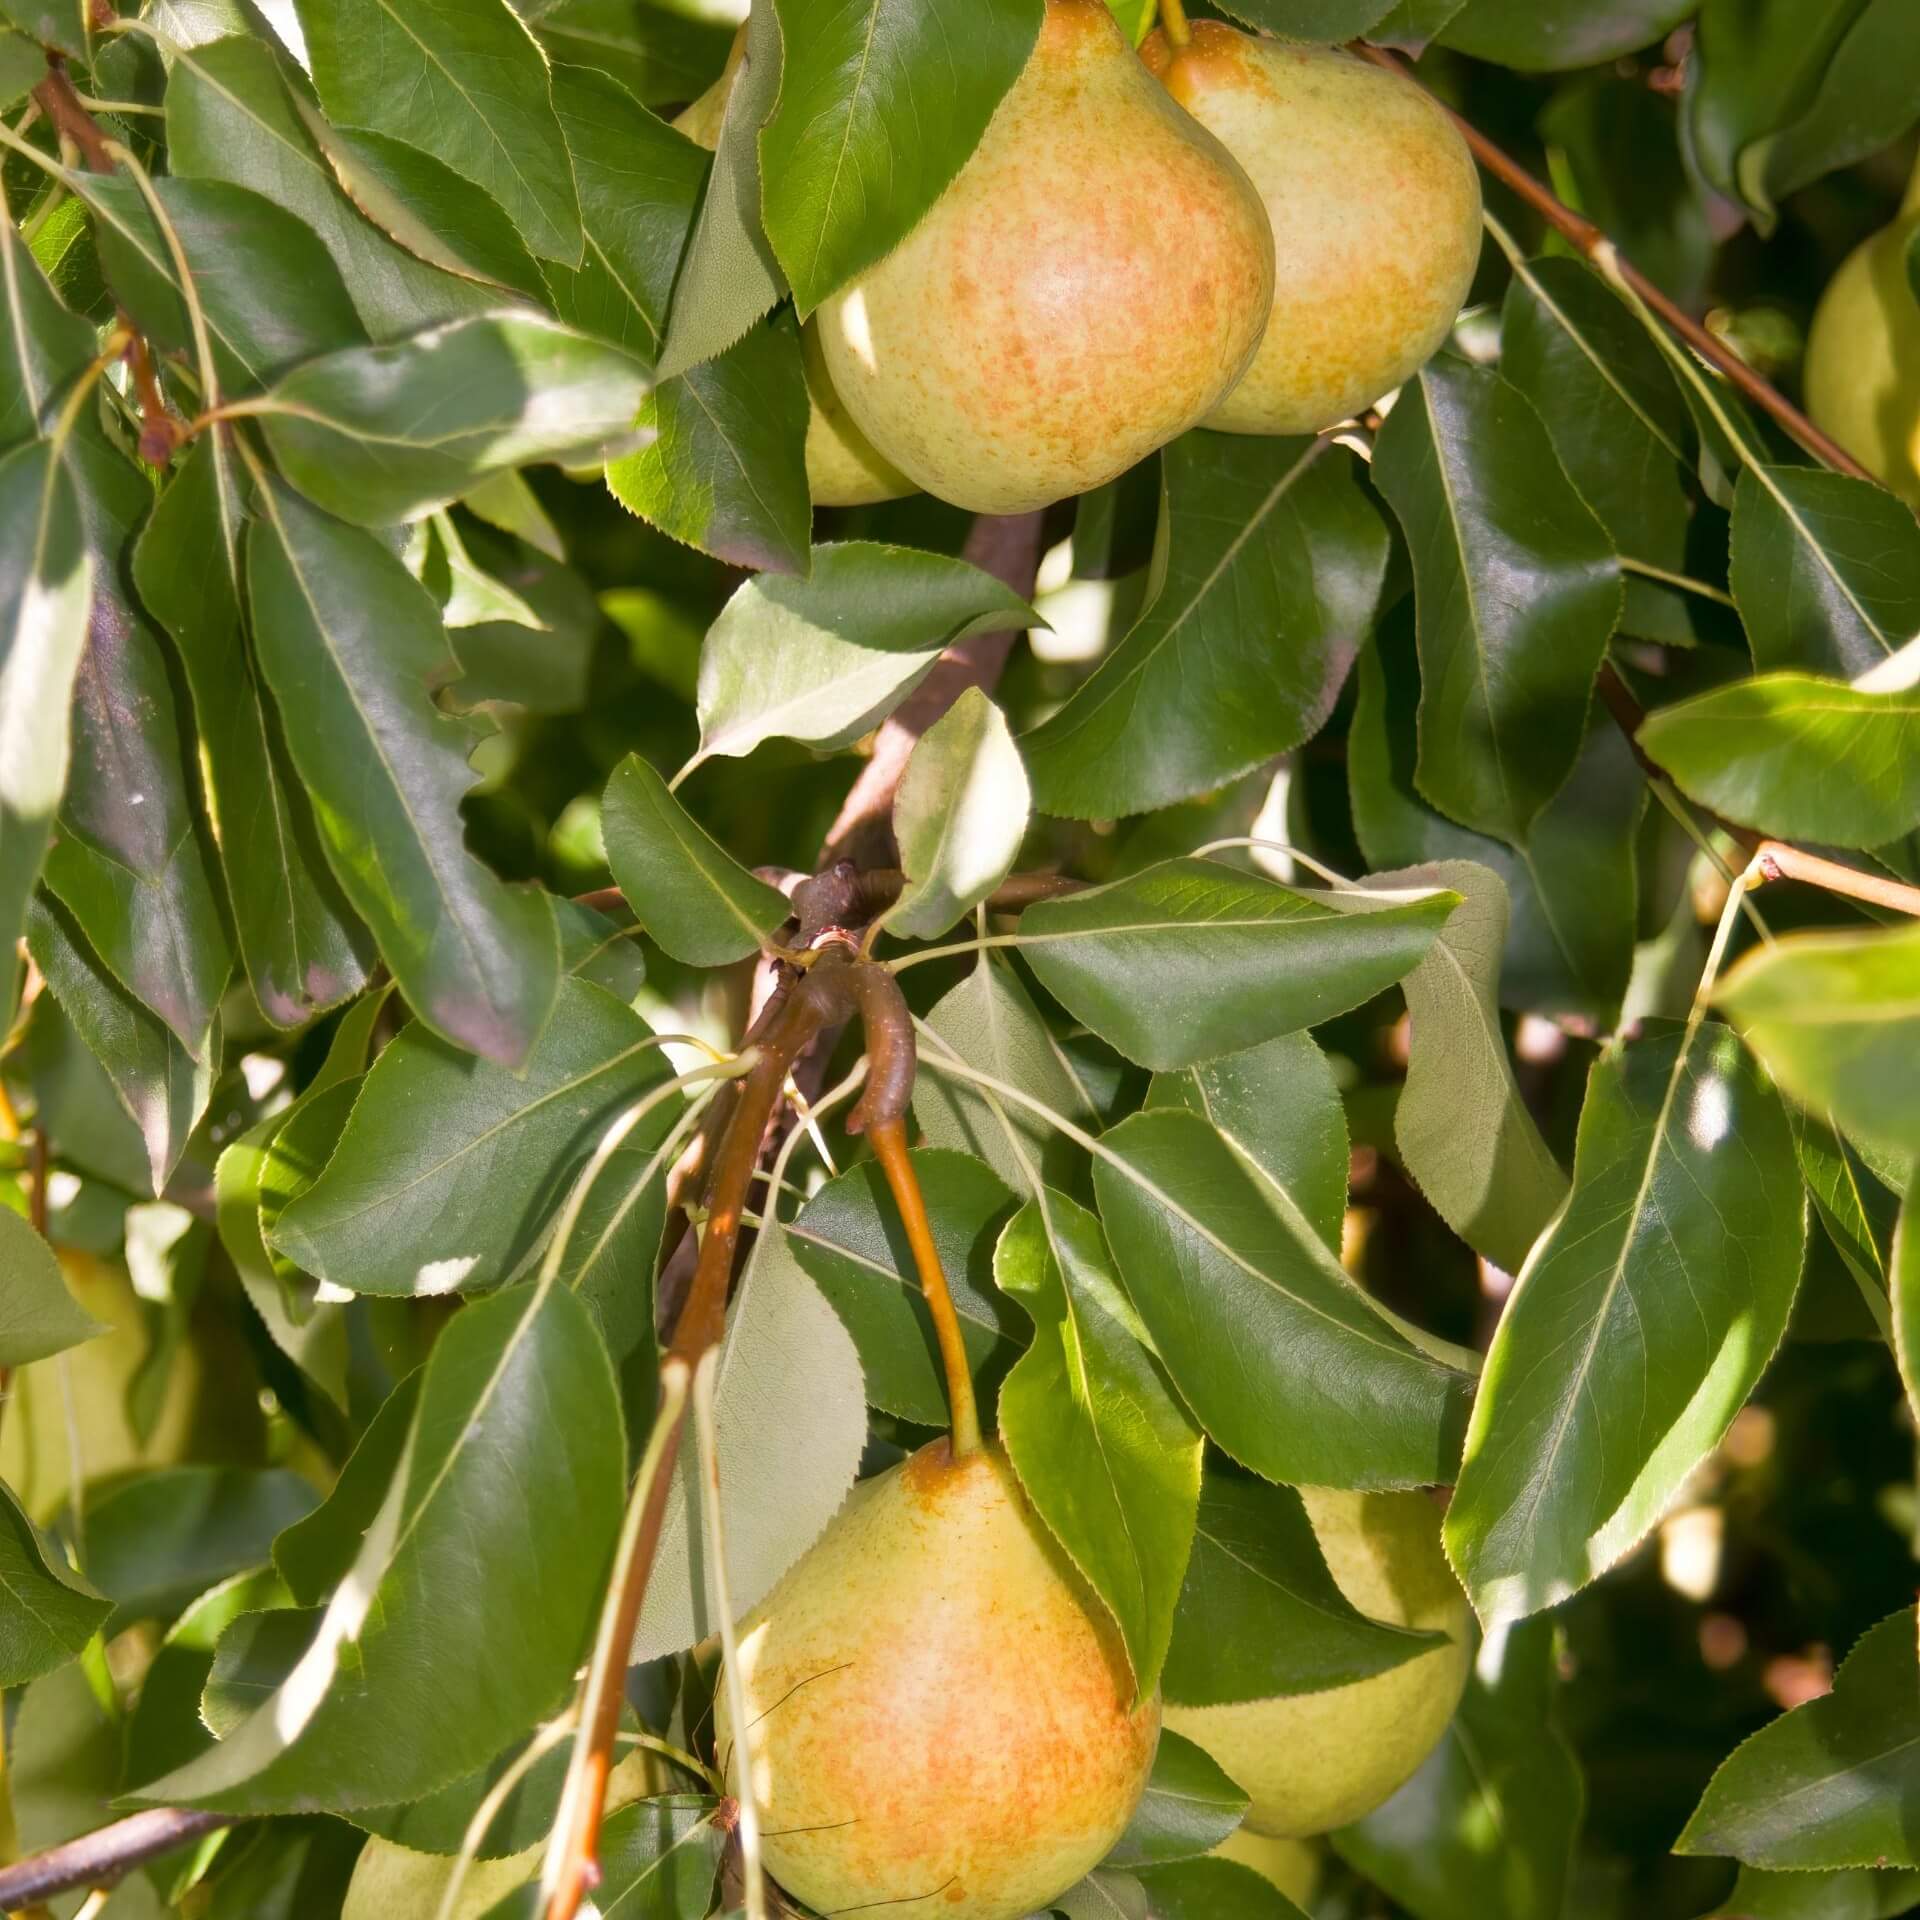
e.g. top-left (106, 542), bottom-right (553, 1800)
top-left (1354, 41), bottom-right (1874, 481)
top-left (31, 62), bottom-right (115, 175)
top-left (0, 1809), bottom-right (230, 1909)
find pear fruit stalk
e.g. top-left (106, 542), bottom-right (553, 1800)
top-left (1143, 26), bottom-right (1481, 435)
top-left (816, 0), bottom-right (1274, 514)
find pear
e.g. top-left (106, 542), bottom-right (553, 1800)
top-left (1142, 26), bottom-right (1481, 435)
top-left (814, 0), bottom-right (1274, 514)
top-left (1165, 1487), bottom-right (1470, 1838)
top-left (1213, 1828), bottom-right (1322, 1905)
top-left (1805, 160), bottom-right (1920, 506)
top-left (671, 45), bottom-right (917, 508)
top-left (716, 1437), bottom-right (1160, 1920)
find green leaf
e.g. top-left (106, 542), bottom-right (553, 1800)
top-left (202, 1605), bottom-right (318, 1738)
top-left (602, 751), bottom-right (790, 967)
top-left (689, 541), bottom-right (1036, 768)
top-left (1094, 1106), bottom-right (1473, 1487)
top-left (247, 478), bottom-right (561, 1066)
top-left (1163, 1472), bottom-right (1447, 1708)
top-left (1499, 254), bottom-right (1692, 569)
top-left (258, 313), bottom-right (649, 526)
top-left (633, 1217), bottom-right (866, 1659)
top-left (914, 957), bottom-right (1104, 1196)
top-left (1351, 609), bottom-right (1644, 1023)
top-left (0, 25), bottom-right (39, 107)
top-left (760, 0), bottom-right (1041, 313)
top-left (27, 894), bottom-right (213, 1196)
top-left (258, 1078), bottom-right (360, 1288)
top-left (1639, 673), bottom-right (1920, 849)
top-left (271, 977), bottom-right (672, 1297)
top-left (1715, 922), bottom-right (1920, 1162)
top-left (1103, 1731), bottom-right (1248, 1870)
top-left (1447, 1022), bottom-right (1807, 1626)
top-left (1057, 1869), bottom-right (1151, 1920)
top-left (134, 1282), bottom-right (625, 1814)
top-left (535, 0), bottom-right (736, 107)
top-left (162, 33), bottom-right (498, 339)
top-left (606, 316), bottom-right (812, 575)
top-left (789, 1148), bottom-right (1023, 1428)
top-left (1706, 1865), bottom-right (1920, 1920)
top-left (1135, 1855), bottom-right (1309, 1919)
top-left (0, 1477), bottom-right (108, 1689)
top-left (44, 440), bottom-right (232, 1059)
top-left (1211, 0), bottom-right (1397, 36)
top-left (997, 1192), bottom-right (1202, 1701)
top-left (1017, 856), bottom-right (1459, 1073)
top-left (476, 1794), bottom-right (726, 1920)
top-left (0, 214), bottom-right (97, 450)
top-left (0, 0), bottom-right (82, 55)
top-left (1438, 0), bottom-right (1692, 69)
top-left (294, 0), bottom-right (582, 265)
top-left (1796, 1108), bottom-right (1899, 1324)
top-left (655, 0), bottom-right (783, 379)
top-left (135, 440), bottom-right (373, 1029)
top-left (1895, 1183), bottom-right (1920, 1434)
top-left (1678, 1606), bottom-right (1920, 1868)
top-left (1369, 860), bottom-right (1568, 1274)
top-left (889, 687), bottom-right (1031, 940)
top-left (1332, 1616), bottom-right (1584, 1920)
top-left (1730, 466), bottom-right (1920, 679)
top-left (0, 441), bottom-right (89, 1017)
top-left (1372, 356), bottom-right (1622, 842)
top-left (0, 1209), bottom-right (103, 1367)
top-left (1025, 434), bottom-right (1389, 820)
top-left (1146, 1033), bottom-right (1348, 1256)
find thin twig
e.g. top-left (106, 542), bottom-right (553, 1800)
top-left (0, 1810), bottom-right (230, 1909)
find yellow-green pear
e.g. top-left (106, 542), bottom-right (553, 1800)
top-left (1142, 26), bottom-right (1481, 434)
top-left (1805, 160), bottom-right (1920, 506)
top-left (814, 0), bottom-right (1275, 514)
top-left (1165, 1487), bottom-right (1470, 1838)
top-left (1214, 1827), bottom-right (1322, 1905)
top-left (717, 1438), bottom-right (1160, 1920)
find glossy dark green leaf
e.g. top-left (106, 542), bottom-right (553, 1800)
top-left (1018, 857), bottom-right (1458, 1073)
top-left (478, 1794), bottom-right (725, 1920)
top-left (1094, 1107), bottom-right (1473, 1487)
top-left (201, 1604), bottom-right (318, 1738)
top-left (914, 958), bottom-right (1104, 1196)
top-left (247, 478), bottom-right (561, 1066)
top-left (1146, 1033), bottom-right (1347, 1256)
top-left (1163, 1472), bottom-right (1446, 1708)
top-left (1104, 1731), bottom-right (1249, 1871)
top-left (690, 541), bottom-right (1036, 767)
top-left (1332, 1616), bottom-right (1583, 1920)
top-left (27, 894), bottom-right (213, 1196)
top-left (295, 0), bottom-right (583, 266)
top-left (602, 751), bottom-right (789, 967)
top-left (1372, 356), bottom-right (1622, 843)
top-left (1026, 434), bottom-right (1388, 819)
top-left (200, 1814), bottom-right (365, 1920)
top-left (1715, 922), bottom-right (1920, 1161)
top-left (0, 1210), bottom-right (102, 1367)
top-left (535, 0), bottom-right (736, 107)
top-left (1351, 610), bottom-right (1644, 1023)
top-left (1796, 1108), bottom-right (1899, 1323)
top-left (997, 1192), bottom-right (1202, 1701)
top-left (1730, 465), bottom-right (1920, 680)
top-left (272, 977), bottom-right (672, 1296)
top-left (0, 215), bottom-right (97, 449)
top-left (760, 0), bottom-right (1040, 313)
top-left (1500, 254), bottom-right (1692, 569)
top-left (354, 1727), bottom-right (582, 1858)
top-left (258, 313), bottom-right (650, 525)
top-left (163, 33), bottom-right (498, 339)
top-left (135, 440), bottom-right (372, 1028)
top-left (84, 1466), bottom-right (318, 1631)
top-left (789, 1148), bottom-right (1023, 1428)
top-left (134, 1282), bottom-right (625, 1814)
top-left (1706, 1866), bottom-right (1920, 1920)
top-left (0, 1477), bottom-right (108, 1688)
top-left (1136, 1855), bottom-right (1309, 1919)
top-left (1438, 0), bottom-right (1691, 68)
top-left (607, 316), bottom-right (811, 575)
top-left (85, 173), bottom-right (365, 391)
top-left (1447, 1022), bottom-right (1806, 1626)
top-left (1678, 1606), bottom-right (1920, 1868)
top-left (1640, 674), bottom-right (1920, 849)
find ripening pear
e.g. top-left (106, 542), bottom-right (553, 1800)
top-left (815, 0), bottom-right (1274, 514)
top-left (1213, 1828), bottom-right (1322, 1905)
top-left (1805, 158), bottom-right (1920, 506)
top-left (1165, 1487), bottom-right (1470, 1838)
top-left (716, 1438), bottom-right (1160, 1920)
top-left (1142, 27), bottom-right (1481, 434)
top-left (671, 44), bottom-right (917, 508)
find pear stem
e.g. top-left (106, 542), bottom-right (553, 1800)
top-left (1157, 0), bottom-right (1191, 47)
top-left (868, 1116), bottom-right (983, 1458)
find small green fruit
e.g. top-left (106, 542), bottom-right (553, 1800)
top-left (1164, 1487), bottom-right (1470, 1838)
top-left (717, 1438), bottom-right (1160, 1920)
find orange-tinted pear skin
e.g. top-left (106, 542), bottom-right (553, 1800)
top-left (1143, 26), bottom-right (1481, 434)
top-left (716, 1440), bottom-right (1160, 1920)
top-left (815, 0), bottom-right (1274, 514)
